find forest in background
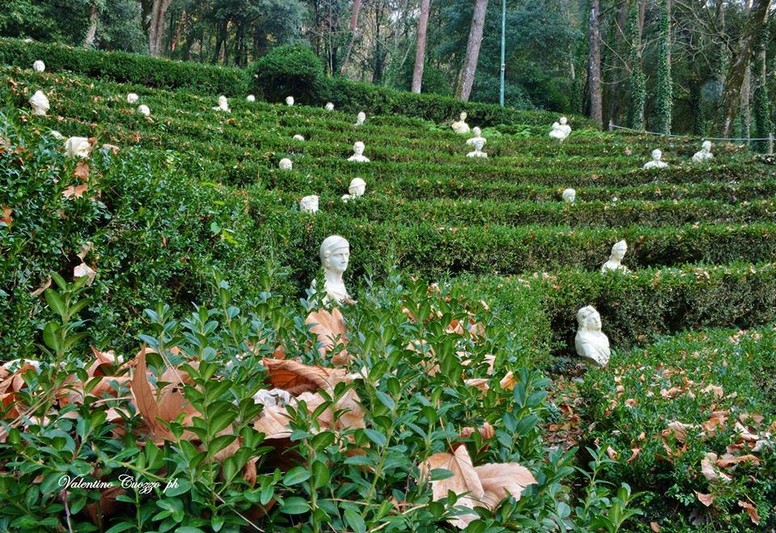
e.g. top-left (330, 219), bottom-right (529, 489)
top-left (2, 0), bottom-right (774, 137)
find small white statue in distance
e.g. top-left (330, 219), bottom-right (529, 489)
top-left (549, 117), bottom-right (572, 141)
top-left (33, 60), bottom-right (45, 73)
top-left (285, 96), bottom-right (294, 106)
top-left (246, 94), bottom-right (256, 102)
top-left (355, 111), bottom-right (366, 126)
top-left (466, 137), bottom-right (487, 158)
top-left (348, 141), bottom-right (370, 163)
top-left (64, 137), bottom-right (92, 158)
top-left (49, 130), bottom-right (64, 140)
top-left (562, 188), bottom-right (576, 203)
top-left (692, 140), bottom-right (713, 163)
top-left (601, 240), bottom-right (629, 273)
top-left (452, 112), bottom-right (470, 134)
top-left (643, 149), bottom-right (668, 169)
top-left (313, 235), bottom-right (355, 305)
top-left (137, 104), bottom-right (151, 116)
top-left (279, 158), bottom-right (293, 170)
top-left (29, 90), bottom-right (49, 116)
top-left (325, 102), bottom-right (335, 111)
top-left (293, 134), bottom-right (305, 141)
top-left (213, 95), bottom-right (230, 112)
top-left (466, 126), bottom-right (486, 146)
top-left (575, 306), bottom-right (611, 367)
top-left (127, 93), bottom-right (139, 104)
top-left (342, 177), bottom-right (366, 202)
top-left (299, 195), bottom-right (319, 214)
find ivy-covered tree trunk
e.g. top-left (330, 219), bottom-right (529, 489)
top-left (653, 0), bottom-right (672, 134)
top-left (587, 0), bottom-right (602, 127)
top-left (626, 0), bottom-right (646, 130)
top-left (753, 25), bottom-right (772, 151)
top-left (411, 0), bottom-right (431, 93)
top-left (455, 0), bottom-right (488, 102)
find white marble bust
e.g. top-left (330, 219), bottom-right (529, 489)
top-left (29, 90), bottom-right (49, 116)
top-left (601, 240), bottom-right (629, 273)
top-left (313, 235), bottom-right (355, 305)
top-left (643, 149), bottom-right (668, 169)
top-left (293, 134), bottom-right (305, 141)
top-left (466, 137), bottom-right (487, 158)
top-left (562, 188), bottom-right (576, 203)
top-left (325, 102), bottom-right (334, 111)
top-left (279, 158), bottom-right (293, 170)
top-left (348, 141), bottom-right (370, 162)
top-left (466, 127), bottom-right (486, 146)
top-left (452, 112), bottom-right (470, 134)
top-left (692, 140), bottom-right (713, 163)
top-left (355, 112), bottom-right (366, 126)
top-left (575, 306), bottom-right (610, 367)
top-left (299, 195), bottom-right (319, 214)
top-left (246, 94), bottom-right (256, 102)
top-left (285, 96), bottom-right (294, 106)
top-left (33, 60), bottom-right (45, 73)
top-left (213, 95), bottom-right (230, 112)
top-left (138, 104), bottom-right (151, 116)
top-left (127, 93), bottom-right (139, 104)
top-left (64, 137), bottom-right (92, 158)
top-left (549, 117), bottom-right (572, 141)
top-left (342, 177), bottom-right (366, 202)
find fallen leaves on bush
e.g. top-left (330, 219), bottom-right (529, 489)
top-left (305, 308), bottom-right (349, 365)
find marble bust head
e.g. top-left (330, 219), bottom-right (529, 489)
top-left (138, 104), bottom-right (151, 116)
top-left (348, 177), bottom-right (366, 197)
top-left (348, 141), bottom-right (370, 162)
top-left (355, 111), bottom-right (366, 125)
top-left (285, 96), bottom-right (294, 106)
top-left (325, 102), bottom-right (334, 111)
top-left (466, 127), bottom-right (486, 146)
top-left (246, 94), bottom-right (256, 102)
top-left (29, 90), bottom-right (49, 116)
top-left (64, 137), bottom-right (92, 158)
top-left (279, 158), bottom-right (293, 170)
top-left (315, 235), bottom-right (355, 305)
top-left (562, 188), bottom-right (576, 203)
top-left (214, 95), bottom-right (230, 112)
top-left (299, 195), bottom-right (319, 213)
top-left (692, 141), bottom-right (713, 163)
top-left (33, 60), bottom-right (45, 73)
top-left (127, 93), bottom-right (139, 104)
top-left (601, 239), bottom-right (629, 273)
top-left (549, 116), bottom-right (572, 141)
top-left (574, 305), bottom-right (610, 367)
top-left (644, 149), bottom-right (668, 169)
top-left (467, 138), bottom-right (487, 158)
top-left (293, 134), bottom-right (305, 141)
top-left (452, 112), bottom-right (470, 134)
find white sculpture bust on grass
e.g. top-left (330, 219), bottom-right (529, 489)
top-left (601, 240), bottom-right (629, 273)
top-left (348, 141), bottom-right (370, 163)
top-left (549, 117), bottom-right (572, 141)
top-left (466, 127), bottom-right (486, 146)
top-left (246, 94), bottom-right (256, 102)
top-left (64, 137), bottom-right (92, 158)
top-left (29, 90), bottom-right (49, 116)
top-left (452, 112), bottom-right (470, 134)
top-left (312, 235), bottom-right (356, 305)
top-left (562, 188), bottom-right (576, 203)
top-left (575, 306), bottom-right (611, 367)
top-left (33, 60), bottom-right (45, 73)
top-left (643, 149), bottom-right (668, 169)
top-left (213, 95), bottom-right (230, 112)
top-left (692, 140), bottom-right (713, 163)
top-left (293, 134), bottom-right (305, 141)
top-left (137, 104), bottom-right (151, 117)
top-left (299, 195), bottom-right (319, 214)
top-left (342, 177), bottom-right (366, 202)
top-left (127, 93), bottom-right (139, 104)
top-left (325, 102), bottom-right (335, 111)
top-left (466, 137), bottom-right (487, 158)
top-left (285, 96), bottom-right (295, 106)
top-left (279, 158), bottom-right (293, 170)
top-left (355, 112), bottom-right (366, 126)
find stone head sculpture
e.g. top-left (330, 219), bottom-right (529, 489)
top-left (279, 158), bottom-right (293, 170)
top-left (293, 134), bottom-right (305, 141)
top-left (560, 117), bottom-right (568, 125)
top-left (356, 112), bottom-right (366, 125)
top-left (702, 140), bottom-right (712, 152)
top-left (29, 90), bottom-right (49, 116)
top-left (353, 141), bottom-right (365, 155)
top-left (562, 188), bottom-right (576, 203)
top-left (127, 93), bottom-right (139, 104)
top-left (348, 177), bottom-right (366, 197)
top-left (33, 60), bottom-right (45, 73)
top-left (320, 235), bottom-right (350, 273)
top-left (246, 94), bottom-right (256, 102)
top-left (64, 137), bottom-right (92, 158)
top-left (285, 96), bottom-right (294, 106)
top-left (460, 112), bottom-right (467, 121)
top-left (577, 306), bottom-right (601, 332)
top-left (575, 305), bottom-right (610, 367)
top-left (651, 149), bottom-right (662, 162)
top-left (138, 104), bottom-right (150, 116)
top-left (325, 102), bottom-right (334, 111)
top-left (602, 239), bottom-right (629, 273)
top-left (299, 195), bottom-right (319, 214)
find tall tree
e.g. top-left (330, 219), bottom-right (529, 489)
top-left (456, 0), bottom-right (488, 101)
top-left (719, 0), bottom-right (771, 136)
top-left (587, 0), bottom-right (602, 126)
top-left (339, 0), bottom-right (363, 75)
top-left (141, 0), bottom-right (174, 56)
top-left (411, 0), bottom-right (431, 93)
top-left (654, 0), bottom-right (672, 134)
top-left (626, 0), bottom-right (646, 129)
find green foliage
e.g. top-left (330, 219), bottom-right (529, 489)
top-left (653, 0), bottom-right (673, 134)
top-left (250, 44), bottom-right (324, 103)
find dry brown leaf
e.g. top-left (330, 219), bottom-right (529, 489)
top-left (474, 462), bottom-right (536, 509)
top-left (421, 445), bottom-right (484, 529)
top-left (262, 358), bottom-right (350, 394)
top-left (130, 347), bottom-right (162, 433)
top-left (1, 206), bottom-right (12, 227)
top-left (460, 422), bottom-right (495, 442)
top-left (253, 404), bottom-right (292, 439)
top-left (660, 387), bottom-right (683, 399)
top-left (702, 384), bottom-right (724, 399)
top-left (650, 522), bottom-right (661, 532)
top-left (738, 501), bottom-right (760, 525)
top-left (465, 378), bottom-right (489, 393)
top-left (695, 491), bottom-right (714, 507)
top-left (716, 454), bottom-right (761, 468)
top-left (663, 421), bottom-right (696, 443)
top-left (296, 388), bottom-right (365, 431)
top-left (499, 372), bottom-right (516, 390)
top-left (63, 184), bottom-right (89, 199)
top-left (305, 308), bottom-right (349, 364)
top-left (703, 411), bottom-right (728, 435)
top-left (606, 446), bottom-right (618, 460)
top-left (626, 448), bottom-right (641, 463)
top-left (73, 262), bottom-right (96, 284)
top-left (29, 276), bottom-right (52, 297)
top-left (74, 161), bottom-right (90, 181)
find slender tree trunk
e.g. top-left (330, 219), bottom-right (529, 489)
top-left (720, 0), bottom-right (772, 136)
top-left (456, 0), bottom-right (488, 101)
top-left (411, 0), bottom-right (431, 93)
top-left (148, 0), bottom-right (173, 57)
top-left (340, 0), bottom-right (363, 75)
top-left (587, 0), bottom-right (602, 127)
top-left (83, 3), bottom-right (99, 48)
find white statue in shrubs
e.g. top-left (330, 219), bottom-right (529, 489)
top-left (29, 90), bottom-right (49, 116)
top-left (643, 149), bottom-right (668, 169)
top-left (348, 141), bottom-right (370, 163)
top-left (601, 240), bottom-right (629, 273)
top-left (325, 102), bottom-right (334, 111)
top-left (293, 134), bottom-right (305, 141)
top-left (138, 104), bottom-right (151, 116)
top-left (575, 306), bottom-right (610, 367)
top-left (312, 235), bottom-right (355, 305)
top-left (562, 188), bottom-right (576, 203)
top-left (299, 195), bottom-right (319, 214)
top-left (355, 111), bottom-right (366, 126)
top-left (342, 177), bottom-right (366, 202)
top-left (466, 127), bottom-right (486, 147)
top-left (692, 140), bottom-right (713, 163)
top-left (452, 112), bottom-right (470, 134)
top-left (279, 158), bottom-right (293, 170)
top-left (213, 95), bottom-right (230, 112)
top-left (246, 94), bottom-right (256, 102)
top-left (549, 117), bottom-right (572, 141)
top-left (466, 137), bottom-right (487, 158)
top-left (285, 96), bottom-right (295, 106)
top-left (127, 93), bottom-right (139, 104)
top-left (64, 137), bottom-right (92, 158)
top-left (33, 60), bottom-right (45, 73)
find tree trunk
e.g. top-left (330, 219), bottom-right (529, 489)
top-left (720, 0), bottom-right (772, 136)
top-left (455, 0), bottom-right (488, 101)
top-left (339, 0), bottom-right (363, 75)
top-left (587, 0), bottom-right (602, 127)
top-left (654, 0), bottom-right (672, 134)
top-left (83, 3), bottom-right (99, 48)
top-left (411, 0), bottom-right (431, 93)
top-left (148, 0), bottom-right (173, 57)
